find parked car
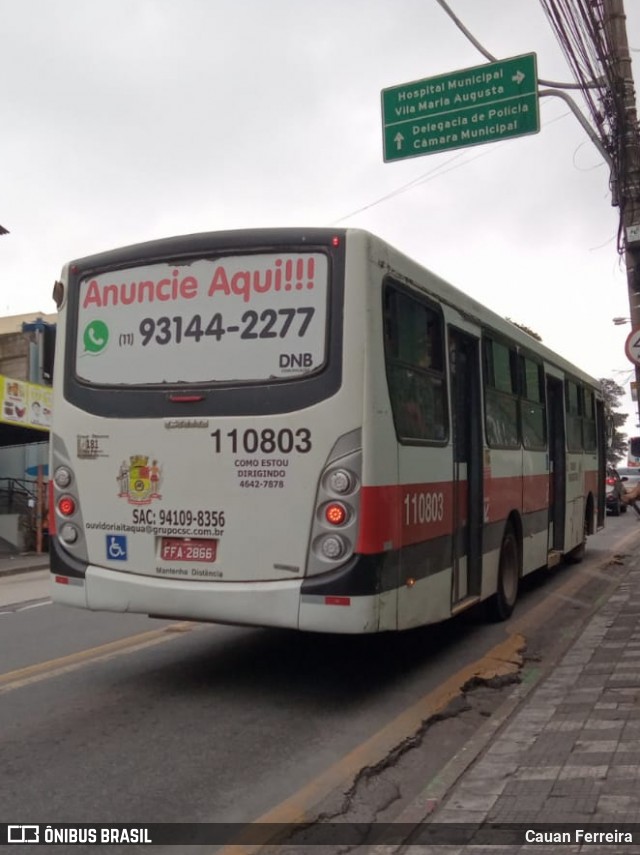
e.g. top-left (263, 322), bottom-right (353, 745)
top-left (606, 467), bottom-right (628, 516)
top-left (615, 466), bottom-right (640, 491)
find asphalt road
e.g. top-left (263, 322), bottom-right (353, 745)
top-left (1, 514), bottom-right (638, 854)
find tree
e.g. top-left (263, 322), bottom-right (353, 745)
top-left (600, 377), bottom-right (628, 464)
top-left (506, 319), bottom-right (542, 341)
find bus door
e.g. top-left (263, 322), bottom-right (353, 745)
top-left (596, 398), bottom-right (606, 529)
top-left (546, 376), bottom-right (566, 552)
top-left (448, 328), bottom-right (483, 608)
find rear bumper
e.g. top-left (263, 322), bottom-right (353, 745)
top-left (50, 540), bottom-right (385, 633)
top-left (51, 563), bottom-right (303, 628)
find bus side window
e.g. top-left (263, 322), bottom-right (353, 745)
top-left (565, 379), bottom-right (583, 451)
top-left (582, 388), bottom-right (597, 451)
top-left (483, 337), bottom-right (519, 448)
top-left (520, 356), bottom-right (547, 450)
top-left (383, 284), bottom-right (447, 442)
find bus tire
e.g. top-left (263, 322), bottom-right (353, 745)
top-left (486, 524), bottom-right (519, 622)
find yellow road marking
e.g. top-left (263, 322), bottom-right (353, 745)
top-left (217, 530), bottom-right (640, 854)
top-left (217, 632), bottom-right (525, 854)
top-left (0, 622), bottom-right (195, 694)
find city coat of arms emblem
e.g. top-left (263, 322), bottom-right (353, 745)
top-left (117, 455), bottom-right (162, 505)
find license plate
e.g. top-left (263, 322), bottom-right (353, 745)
top-left (160, 538), bottom-right (217, 562)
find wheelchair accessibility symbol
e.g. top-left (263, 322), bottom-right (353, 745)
top-left (106, 534), bottom-right (128, 561)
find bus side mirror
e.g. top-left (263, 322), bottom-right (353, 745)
top-left (42, 323), bottom-right (56, 383)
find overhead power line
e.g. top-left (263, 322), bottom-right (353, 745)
top-left (435, 0), bottom-right (603, 89)
top-left (539, 0), bottom-right (640, 424)
top-left (539, 0), bottom-right (640, 248)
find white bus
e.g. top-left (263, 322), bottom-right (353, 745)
top-left (49, 229), bottom-right (605, 632)
top-left (628, 437), bottom-right (640, 468)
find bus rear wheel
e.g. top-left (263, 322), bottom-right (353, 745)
top-left (486, 525), bottom-right (519, 622)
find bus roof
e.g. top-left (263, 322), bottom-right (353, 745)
top-left (64, 226), bottom-right (601, 394)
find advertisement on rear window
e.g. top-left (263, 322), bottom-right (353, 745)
top-left (75, 253), bottom-right (328, 385)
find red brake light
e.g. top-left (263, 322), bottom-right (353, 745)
top-left (58, 496), bottom-right (76, 516)
top-left (325, 502), bottom-right (347, 526)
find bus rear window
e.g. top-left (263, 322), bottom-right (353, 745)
top-left (75, 253), bottom-right (329, 385)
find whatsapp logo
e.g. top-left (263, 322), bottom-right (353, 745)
top-left (83, 320), bottom-right (109, 354)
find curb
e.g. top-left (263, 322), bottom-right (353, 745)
top-left (373, 540), bottom-right (640, 851)
top-left (0, 560), bottom-right (49, 579)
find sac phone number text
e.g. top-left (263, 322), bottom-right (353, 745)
top-left (132, 508), bottom-right (226, 528)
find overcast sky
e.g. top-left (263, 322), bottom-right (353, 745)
top-left (1, 1), bottom-right (639, 426)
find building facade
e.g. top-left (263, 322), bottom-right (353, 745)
top-left (0, 312), bottom-right (56, 554)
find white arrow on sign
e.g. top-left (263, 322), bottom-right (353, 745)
top-left (625, 328), bottom-right (640, 366)
top-left (512, 70), bottom-right (525, 84)
top-left (394, 132), bottom-right (404, 150)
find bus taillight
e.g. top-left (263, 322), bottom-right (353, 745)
top-left (59, 524), bottom-right (79, 544)
top-left (320, 535), bottom-right (348, 560)
top-left (54, 466), bottom-right (73, 488)
top-left (58, 496), bottom-right (76, 516)
top-left (328, 468), bottom-right (354, 495)
top-left (307, 444), bottom-right (362, 576)
top-left (325, 502), bottom-right (349, 526)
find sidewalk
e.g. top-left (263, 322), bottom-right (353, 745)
top-left (0, 551), bottom-right (49, 578)
top-left (399, 551), bottom-right (640, 852)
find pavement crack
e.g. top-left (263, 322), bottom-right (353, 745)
top-left (337, 695), bottom-right (473, 811)
top-left (280, 697), bottom-right (473, 848)
top-left (461, 671), bottom-right (522, 690)
top-left (460, 640), bottom-right (526, 691)
top-left (277, 638), bottom-right (527, 848)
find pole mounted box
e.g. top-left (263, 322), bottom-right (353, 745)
top-left (626, 224), bottom-right (640, 248)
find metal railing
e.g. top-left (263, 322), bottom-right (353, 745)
top-left (0, 477), bottom-right (38, 514)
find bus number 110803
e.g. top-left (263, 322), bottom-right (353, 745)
top-left (404, 490), bottom-right (444, 526)
top-left (210, 428), bottom-right (312, 455)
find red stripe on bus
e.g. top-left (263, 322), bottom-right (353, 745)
top-left (484, 474), bottom-right (549, 522)
top-left (357, 482), bottom-right (454, 553)
top-left (522, 474), bottom-right (550, 512)
top-left (584, 469), bottom-right (598, 495)
top-left (357, 485), bottom-right (401, 553)
top-left (355, 471), bottom-right (591, 554)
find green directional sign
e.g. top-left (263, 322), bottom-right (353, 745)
top-left (381, 53), bottom-right (539, 162)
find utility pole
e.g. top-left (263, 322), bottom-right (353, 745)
top-left (603, 0), bottom-right (640, 423)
